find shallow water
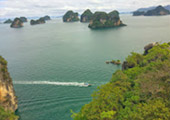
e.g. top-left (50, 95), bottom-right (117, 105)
top-left (0, 15), bottom-right (170, 120)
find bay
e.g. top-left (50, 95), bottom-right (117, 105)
top-left (0, 14), bottom-right (169, 120)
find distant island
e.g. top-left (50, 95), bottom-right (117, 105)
top-left (20, 17), bottom-right (27, 22)
top-left (43, 15), bottom-right (51, 21)
top-left (133, 5), bottom-right (170, 16)
top-left (10, 18), bottom-right (23, 28)
top-left (4, 16), bottom-right (27, 24)
top-left (30, 15), bottom-right (51, 25)
top-left (88, 10), bottom-right (126, 29)
top-left (3, 9), bottom-right (126, 29)
top-left (3, 15), bottom-right (50, 27)
top-left (30, 18), bottom-right (46, 25)
top-left (63, 10), bottom-right (79, 22)
top-left (72, 42), bottom-right (170, 120)
top-left (4, 19), bottom-right (13, 24)
top-left (80, 9), bottom-right (93, 22)
top-left (135, 5), bottom-right (170, 12)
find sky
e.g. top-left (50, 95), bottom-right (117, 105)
top-left (0, 0), bottom-right (170, 18)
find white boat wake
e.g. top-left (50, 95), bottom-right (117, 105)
top-left (14, 81), bottom-right (90, 87)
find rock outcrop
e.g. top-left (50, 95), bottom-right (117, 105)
top-left (80, 9), bottom-right (93, 22)
top-left (30, 18), bottom-right (46, 25)
top-left (133, 5), bottom-right (170, 16)
top-left (0, 56), bottom-right (18, 114)
top-left (88, 10), bottom-right (126, 29)
top-left (4, 19), bottom-right (13, 24)
top-left (144, 42), bottom-right (158, 55)
top-left (20, 17), bottom-right (27, 22)
top-left (63, 10), bottom-right (79, 22)
top-left (10, 18), bottom-right (23, 28)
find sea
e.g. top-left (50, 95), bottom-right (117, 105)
top-left (0, 14), bottom-right (170, 120)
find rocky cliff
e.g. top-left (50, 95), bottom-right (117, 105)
top-left (88, 10), bottom-right (126, 29)
top-left (0, 56), bottom-right (18, 119)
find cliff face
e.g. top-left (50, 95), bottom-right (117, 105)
top-left (88, 10), bottom-right (126, 29)
top-left (0, 56), bottom-right (18, 112)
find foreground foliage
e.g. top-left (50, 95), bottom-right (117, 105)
top-left (0, 106), bottom-right (18, 120)
top-left (72, 43), bottom-right (170, 120)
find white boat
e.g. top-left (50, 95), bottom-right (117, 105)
top-left (84, 83), bottom-right (92, 87)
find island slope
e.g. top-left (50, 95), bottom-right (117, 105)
top-left (72, 42), bottom-right (170, 120)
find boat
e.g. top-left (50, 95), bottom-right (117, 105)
top-left (84, 83), bottom-right (92, 87)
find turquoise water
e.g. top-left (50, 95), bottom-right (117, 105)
top-left (0, 15), bottom-right (170, 120)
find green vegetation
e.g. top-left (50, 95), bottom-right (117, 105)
top-left (0, 56), bottom-right (7, 66)
top-left (88, 10), bottom-right (125, 29)
top-left (72, 43), bottom-right (170, 120)
top-left (80, 9), bottom-right (93, 22)
top-left (0, 106), bottom-right (18, 120)
top-left (63, 10), bottom-right (79, 22)
top-left (0, 56), bottom-right (10, 80)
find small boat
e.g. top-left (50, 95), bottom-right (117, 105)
top-left (84, 83), bottom-right (92, 87)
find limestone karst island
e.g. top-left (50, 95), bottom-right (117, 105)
top-left (62, 9), bottom-right (126, 29)
top-left (0, 0), bottom-right (170, 120)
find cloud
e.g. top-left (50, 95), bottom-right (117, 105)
top-left (0, 0), bottom-right (170, 18)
